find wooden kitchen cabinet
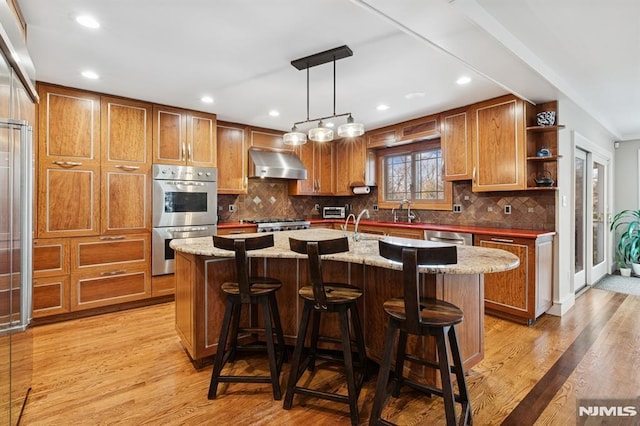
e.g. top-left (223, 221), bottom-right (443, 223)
top-left (216, 121), bottom-right (248, 194)
top-left (441, 106), bottom-right (473, 181)
top-left (152, 105), bottom-right (216, 167)
top-left (367, 127), bottom-right (397, 149)
top-left (475, 233), bottom-right (554, 324)
top-left (217, 225), bottom-right (258, 235)
top-left (70, 234), bottom-right (151, 311)
top-left (288, 141), bottom-right (334, 195)
top-left (37, 83), bottom-right (101, 238)
top-left (32, 238), bottom-right (71, 318)
top-left (334, 136), bottom-right (367, 195)
top-left (472, 95), bottom-right (526, 192)
top-left (101, 96), bottom-right (152, 234)
top-left (367, 114), bottom-right (440, 149)
top-left (249, 127), bottom-right (291, 152)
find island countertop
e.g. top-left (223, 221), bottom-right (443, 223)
top-left (170, 228), bottom-right (519, 275)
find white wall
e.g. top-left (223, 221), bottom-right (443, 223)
top-left (613, 138), bottom-right (640, 212)
top-left (549, 94), bottom-right (616, 316)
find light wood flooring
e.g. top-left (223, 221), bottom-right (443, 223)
top-left (21, 287), bottom-right (640, 425)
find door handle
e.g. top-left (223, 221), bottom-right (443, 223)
top-left (115, 165), bottom-right (140, 171)
top-left (53, 160), bottom-right (82, 167)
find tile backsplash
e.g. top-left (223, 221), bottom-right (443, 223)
top-left (218, 179), bottom-right (555, 231)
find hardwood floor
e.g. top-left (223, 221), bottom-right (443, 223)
top-left (21, 288), bottom-right (640, 425)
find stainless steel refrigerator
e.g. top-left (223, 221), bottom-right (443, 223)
top-left (0, 45), bottom-right (34, 426)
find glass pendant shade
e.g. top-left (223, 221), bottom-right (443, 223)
top-left (308, 120), bottom-right (334, 142)
top-left (337, 115), bottom-right (365, 137)
top-left (283, 126), bottom-right (307, 145)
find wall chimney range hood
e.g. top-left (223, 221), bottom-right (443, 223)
top-left (248, 149), bottom-right (308, 180)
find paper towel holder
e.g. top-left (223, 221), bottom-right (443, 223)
top-left (352, 186), bottom-right (370, 195)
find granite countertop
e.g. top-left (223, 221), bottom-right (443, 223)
top-left (171, 228), bottom-right (519, 275)
top-left (218, 220), bottom-right (555, 239)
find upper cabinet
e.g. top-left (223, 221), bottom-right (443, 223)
top-left (288, 141), bottom-right (334, 195)
top-left (217, 121), bottom-right (247, 194)
top-left (37, 83), bottom-right (101, 238)
top-left (334, 136), bottom-right (367, 196)
top-left (367, 114), bottom-right (440, 149)
top-left (472, 95), bottom-right (526, 192)
top-left (249, 127), bottom-right (291, 152)
top-left (525, 101), bottom-right (563, 190)
top-left (441, 106), bottom-right (473, 181)
top-left (152, 105), bottom-right (216, 167)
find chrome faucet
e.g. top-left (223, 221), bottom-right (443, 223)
top-left (342, 213), bottom-right (356, 235)
top-left (396, 199), bottom-right (416, 223)
top-left (354, 209), bottom-right (370, 241)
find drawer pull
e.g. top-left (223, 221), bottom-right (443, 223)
top-left (100, 236), bottom-right (126, 240)
top-left (53, 160), bottom-right (82, 167)
top-left (490, 237), bottom-right (514, 243)
top-left (115, 165), bottom-right (140, 171)
top-left (101, 270), bottom-right (126, 277)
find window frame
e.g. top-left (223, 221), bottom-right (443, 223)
top-left (376, 140), bottom-right (453, 211)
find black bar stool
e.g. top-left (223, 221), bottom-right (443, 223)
top-left (370, 239), bottom-right (471, 426)
top-left (283, 236), bottom-right (367, 425)
top-left (208, 233), bottom-right (286, 400)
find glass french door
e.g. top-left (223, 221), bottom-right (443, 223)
top-left (575, 147), bottom-right (609, 293)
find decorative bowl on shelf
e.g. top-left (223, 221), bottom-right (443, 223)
top-left (536, 111), bottom-right (556, 126)
top-left (536, 146), bottom-right (552, 157)
top-left (534, 170), bottom-right (555, 187)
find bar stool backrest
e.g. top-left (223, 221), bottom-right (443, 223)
top-left (213, 234), bottom-right (275, 303)
top-left (289, 237), bottom-right (350, 310)
top-left (378, 240), bottom-right (457, 334)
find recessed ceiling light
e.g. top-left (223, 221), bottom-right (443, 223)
top-left (456, 76), bottom-right (471, 85)
top-left (268, 110), bottom-right (280, 117)
top-left (76, 15), bottom-right (100, 29)
top-left (201, 96), bottom-right (214, 104)
top-left (81, 70), bottom-right (99, 79)
top-left (404, 92), bottom-right (425, 100)
top-left (377, 104), bottom-right (390, 111)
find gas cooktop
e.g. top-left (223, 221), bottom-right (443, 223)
top-left (243, 218), bottom-right (310, 232)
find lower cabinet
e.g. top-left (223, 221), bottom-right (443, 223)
top-left (474, 233), bottom-right (554, 324)
top-left (33, 234), bottom-right (153, 317)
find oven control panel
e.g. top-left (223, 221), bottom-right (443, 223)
top-left (153, 164), bottom-right (217, 182)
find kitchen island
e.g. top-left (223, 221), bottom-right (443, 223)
top-left (171, 229), bottom-right (518, 379)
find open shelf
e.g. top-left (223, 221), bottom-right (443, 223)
top-left (525, 101), bottom-right (563, 190)
top-left (526, 124), bottom-right (566, 132)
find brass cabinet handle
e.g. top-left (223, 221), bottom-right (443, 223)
top-left (100, 270), bottom-right (126, 276)
top-left (53, 160), bottom-right (82, 167)
top-left (115, 165), bottom-right (140, 171)
top-left (187, 144), bottom-right (191, 161)
top-left (100, 235), bottom-right (126, 240)
top-left (181, 143), bottom-right (186, 161)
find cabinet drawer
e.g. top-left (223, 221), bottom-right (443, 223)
top-left (72, 234), bottom-right (149, 270)
top-left (33, 275), bottom-right (70, 317)
top-left (70, 264), bottom-right (150, 310)
top-left (33, 239), bottom-right (70, 277)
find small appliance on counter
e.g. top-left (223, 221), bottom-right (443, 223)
top-left (322, 206), bottom-right (346, 219)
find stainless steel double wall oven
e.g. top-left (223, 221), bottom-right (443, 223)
top-left (152, 164), bottom-right (217, 276)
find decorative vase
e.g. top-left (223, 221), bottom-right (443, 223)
top-left (621, 267), bottom-right (632, 277)
top-left (631, 263), bottom-right (640, 276)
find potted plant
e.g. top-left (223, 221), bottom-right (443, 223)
top-left (610, 209), bottom-right (640, 276)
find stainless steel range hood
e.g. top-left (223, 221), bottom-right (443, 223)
top-left (248, 149), bottom-right (307, 180)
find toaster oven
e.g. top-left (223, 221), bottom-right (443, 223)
top-left (322, 206), bottom-right (346, 219)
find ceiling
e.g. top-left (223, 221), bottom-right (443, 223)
top-left (18, 0), bottom-right (640, 141)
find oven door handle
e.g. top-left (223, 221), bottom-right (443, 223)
top-left (168, 227), bottom-right (213, 239)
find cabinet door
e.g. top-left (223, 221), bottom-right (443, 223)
top-left (334, 139), bottom-right (351, 195)
top-left (187, 110), bottom-right (216, 167)
top-left (249, 128), bottom-right (291, 152)
top-left (475, 235), bottom-right (532, 319)
top-left (367, 127), bottom-right (397, 149)
top-left (397, 114), bottom-right (439, 142)
top-left (350, 136), bottom-right (367, 186)
top-left (33, 239), bottom-right (69, 278)
top-left (101, 96), bottom-right (151, 166)
top-left (441, 107), bottom-right (473, 181)
top-left (472, 95), bottom-right (525, 191)
top-left (37, 164), bottom-right (100, 238)
top-left (152, 105), bottom-right (187, 165)
top-left (37, 84), bottom-right (100, 167)
top-left (288, 142), bottom-right (315, 195)
top-left (33, 275), bottom-right (70, 318)
top-left (101, 166), bottom-right (150, 234)
top-left (315, 142), bottom-right (334, 194)
top-left (216, 122), bottom-right (247, 194)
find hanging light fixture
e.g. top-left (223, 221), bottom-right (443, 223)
top-left (283, 45), bottom-right (365, 145)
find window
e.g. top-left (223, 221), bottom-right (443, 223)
top-left (378, 140), bottom-right (452, 211)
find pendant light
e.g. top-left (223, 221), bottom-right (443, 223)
top-left (283, 45), bottom-right (364, 145)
